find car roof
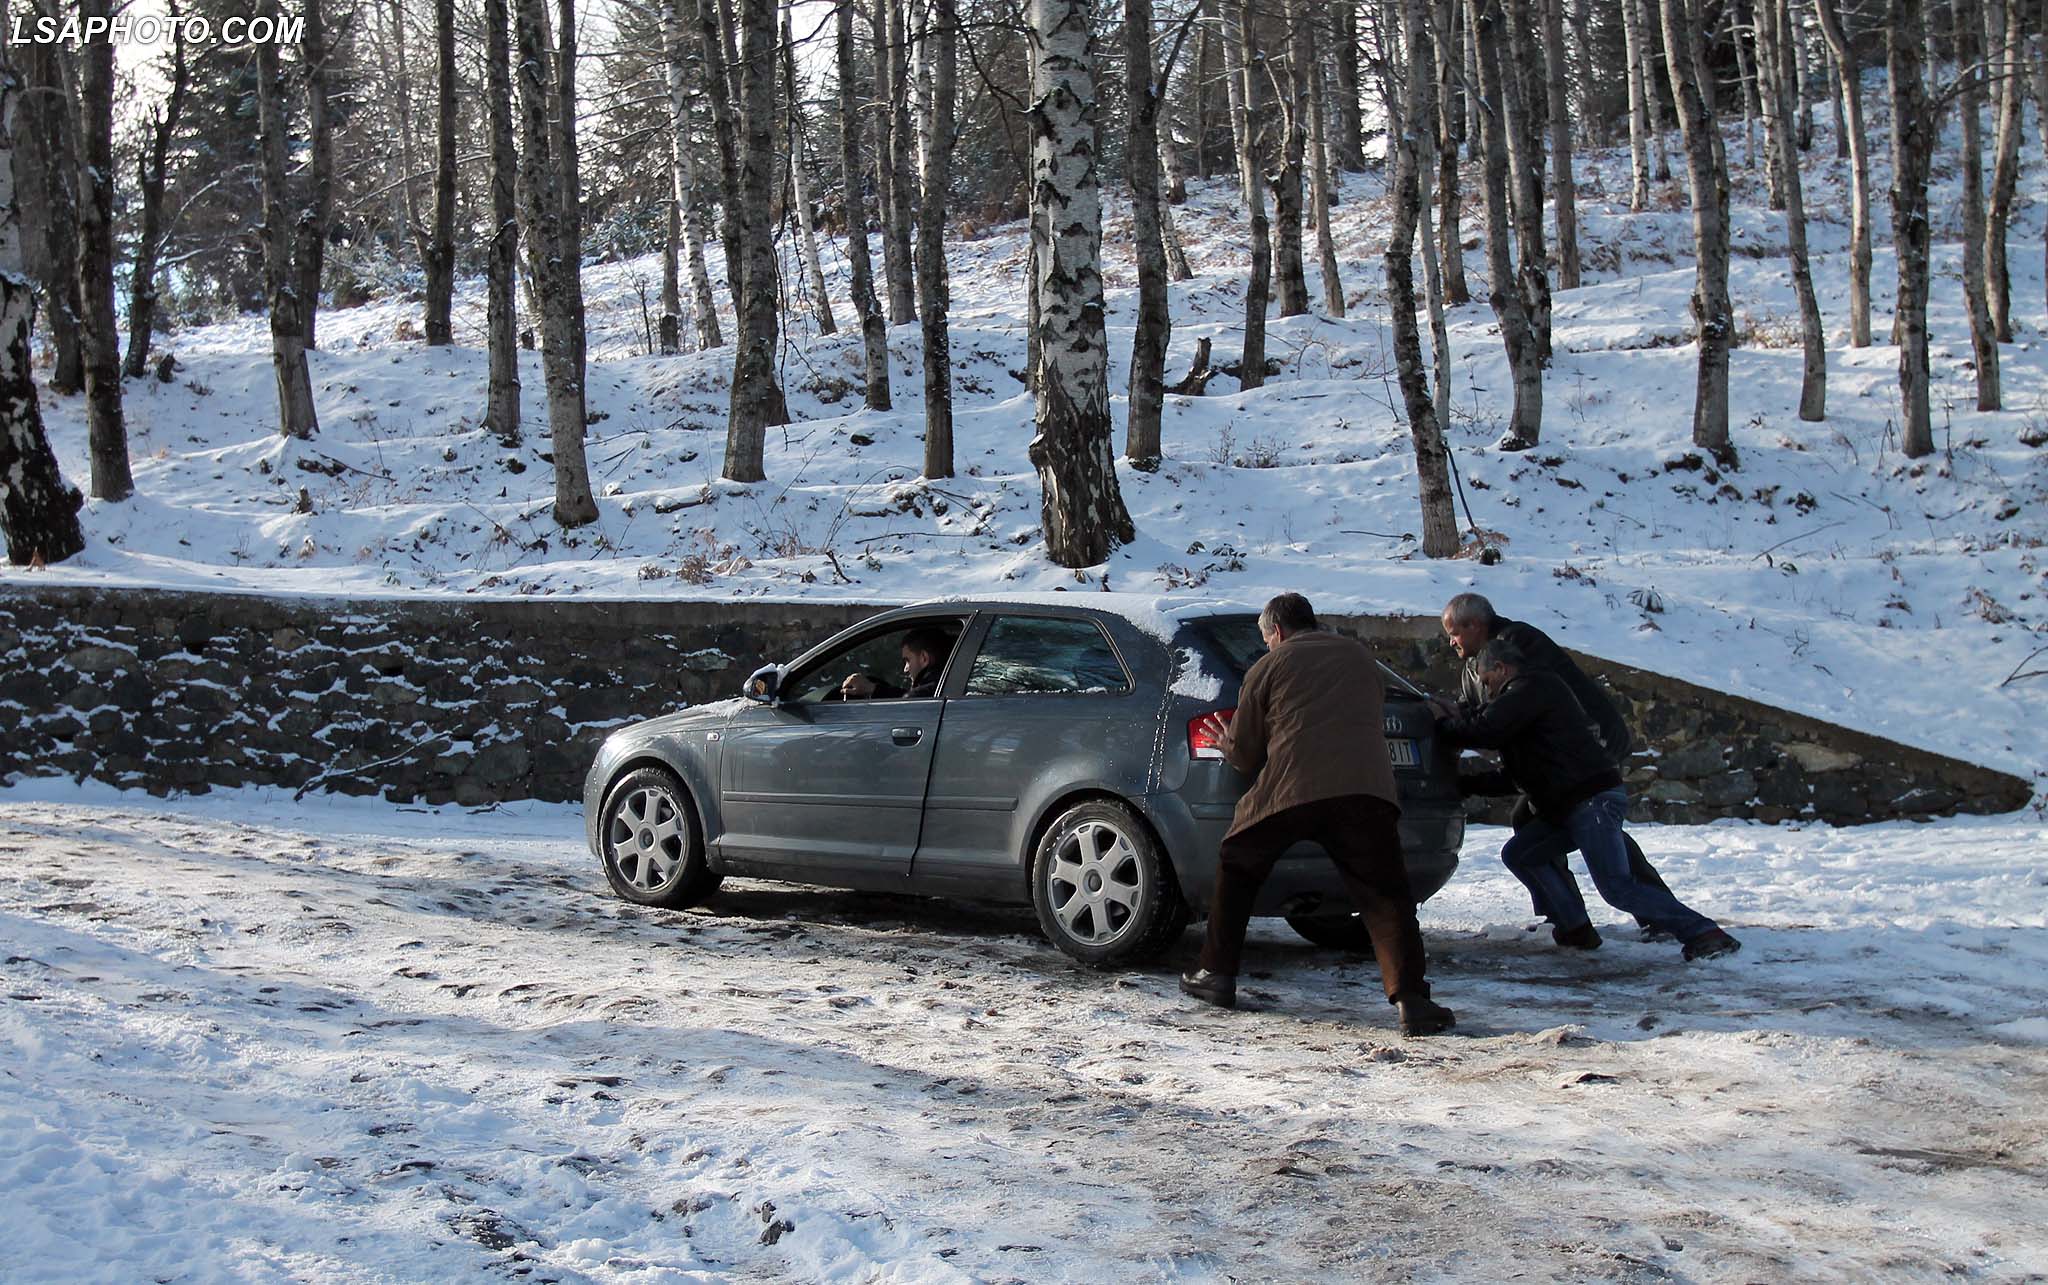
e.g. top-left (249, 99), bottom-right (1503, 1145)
top-left (884, 593), bottom-right (1258, 642)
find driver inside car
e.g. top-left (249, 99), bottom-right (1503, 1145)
top-left (839, 627), bottom-right (953, 700)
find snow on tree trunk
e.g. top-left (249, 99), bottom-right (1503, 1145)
top-left (1814, 0), bottom-right (1871, 347)
top-left (1621, 0), bottom-right (1652, 210)
top-left (1123, 0), bottom-right (1170, 467)
top-left (1541, 0), bottom-right (1579, 290)
top-left (664, 0), bottom-right (722, 351)
top-left (485, 0), bottom-right (522, 446)
top-left (1435, 0), bottom-right (1470, 305)
top-left (1756, 0), bottom-right (1825, 421)
top-left (14, 44), bottom-right (81, 395)
top-left (513, 0), bottom-right (598, 522)
top-left (426, 0), bottom-right (457, 345)
top-left (784, 4), bottom-right (838, 338)
top-left (1308, 49), bottom-right (1345, 317)
top-left (1660, 0), bottom-right (1735, 461)
top-left (1027, 0), bottom-right (1135, 569)
top-left (124, 22), bottom-right (188, 380)
top-left (837, 0), bottom-right (890, 411)
top-left (918, 0), bottom-right (956, 477)
top-left (1387, 0), bottom-right (1460, 559)
top-left (0, 63), bottom-right (85, 566)
top-left (1887, 0), bottom-right (1934, 458)
top-left (75, 5), bottom-right (133, 492)
top-left (1953, 0), bottom-right (2000, 411)
top-left (724, 0), bottom-right (789, 483)
top-left (1270, 1), bottom-right (1311, 318)
top-left (255, 20), bottom-right (318, 444)
top-left (1985, 0), bottom-right (2024, 342)
top-left (1465, 0), bottom-right (1541, 448)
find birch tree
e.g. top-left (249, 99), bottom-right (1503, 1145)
top-left (838, 0), bottom-right (890, 410)
top-left (485, 0), bottom-right (521, 445)
top-left (1953, 0), bottom-right (2000, 410)
top-left (124, 12), bottom-right (190, 378)
top-left (1621, 0), bottom-right (1652, 209)
top-left (723, 0), bottom-right (790, 482)
top-left (1308, 38), bottom-right (1344, 316)
top-left (1660, 0), bottom-right (1735, 460)
top-left (1887, 0), bottom-right (1934, 457)
top-left (1124, 0), bottom-right (1170, 466)
top-left (425, 0), bottom-right (458, 345)
top-left (1756, 0), bottom-right (1824, 420)
top-left (1465, 0), bottom-right (1541, 448)
top-left (1270, 0), bottom-right (1313, 318)
top-left (1814, 0), bottom-right (1871, 346)
top-left (1434, 0), bottom-right (1470, 305)
top-left (1985, 0), bottom-right (2024, 340)
top-left (784, 3), bottom-right (838, 337)
top-left (1228, 0), bottom-right (1268, 389)
top-left (877, 0), bottom-right (918, 323)
top-left (918, 0), bottom-right (956, 477)
top-left (1027, 0), bottom-right (1135, 568)
top-left (1, 60), bottom-right (84, 565)
top-left (75, 0), bottom-right (132, 491)
top-left (14, 43), bottom-right (81, 394)
top-left (256, 0), bottom-right (318, 442)
top-left (1541, 0), bottom-right (1578, 289)
top-left (663, 0), bottom-right (721, 349)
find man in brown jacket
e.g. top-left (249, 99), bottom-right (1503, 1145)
top-left (1181, 593), bottom-right (1455, 1036)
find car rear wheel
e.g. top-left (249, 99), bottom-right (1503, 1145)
top-left (599, 767), bottom-right (722, 908)
top-left (1030, 799), bottom-right (1184, 967)
top-left (1284, 912), bottom-right (1375, 953)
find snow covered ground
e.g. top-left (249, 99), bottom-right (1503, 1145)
top-left (3, 783), bottom-right (2045, 1282)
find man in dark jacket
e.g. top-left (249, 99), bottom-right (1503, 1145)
top-left (839, 626), bottom-right (953, 699)
top-left (1433, 637), bottom-right (1740, 960)
top-left (1180, 593), bottom-right (1455, 1035)
top-left (1442, 592), bottom-right (1674, 944)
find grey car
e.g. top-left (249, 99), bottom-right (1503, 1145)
top-left (583, 595), bottom-right (1463, 966)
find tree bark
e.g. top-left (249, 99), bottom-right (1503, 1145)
top-left (1230, 0), bottom-right (1269, 389)
top-left (425, 0), bottom-right (458, 345)
top-left (1888, 0), bottom-right (1933, 457)
top-left (699, 0), bottom-right (745, 312)
top-left (0, 61), bottom-right (85, 565)
top-left (1466, 0), bottom-right (1542, 448)
top-left (1220, 0), bottom-right (1255, 203)
top-left (256, 3), bottom-right (317, 444)
top-left (1027, 0), bottom-right (1136, 568)
top-left (1388, 0), bottom-right (1460, 558)
top-left (1621, 0), bottom-right (1653, 209)
top-left (1270, 0), bottom-right (1313, 318)
top-left (514, 0), bottom-right (598, 521)
top-left (1308, 50), bottom-right (1345, 316)
top-left (1952, 0), bottom-right (2000, 410)
top-left (1813, 0), bottom-right (1871, 346)
top-left (1499, 0), bottom-right (1551, 364)
top-left (1660, 0), bottom-right (1734, 460)
top-left (124, 18), bottom-right (189, 380)
top-left (879, 0), bottom-right (919, 324)
top-left (554, 0), bottom-right (587, 381)
top-left (1124, 0), bottom-right (1171, 466)
top-left (1756, 0), bottom-right (1825, 420)
top-left (837, 0), bottom-right (890, 410)
top-left (918, 0), bottom-right (955, 476)
top-left (73, 4), bottom-right (131, 495)
top-left (14, 44), bottom-right (81, 394)
top-left (1985, 0), bottom-right (2023, 342)
top-left (485, 0), bottom-right (521, 445)
top-left (784, 3), bottom-right (839, 337)
top-left (1542, 0), bottom-right (1579, 289)
top-left (724, 0), bottom-right (790, 482)
top-left (1336, 3), bottom-right (1368, 170)
top-left (664, 0), bottom-right (723, 350)
top-left (1435, 0), bottom-right (1470, 304)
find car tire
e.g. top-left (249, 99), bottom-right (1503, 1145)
top-left (1284, 912), bottom-right (1376, 954)
top-left (598, 766), bottom-right (723, 909)
top-left (1030, 799), bottom-right (1184, 968)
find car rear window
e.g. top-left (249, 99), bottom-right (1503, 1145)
top-left (1192, 616), bottom-right (1424, 695)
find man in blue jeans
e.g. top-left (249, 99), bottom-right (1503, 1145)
top-left (1431, 636), bottom-right (1741, 961)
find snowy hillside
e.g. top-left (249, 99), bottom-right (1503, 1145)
top-left (9, 105), bottom-right (2047, 794)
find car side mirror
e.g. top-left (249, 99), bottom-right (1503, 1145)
top-left (743, 663), bottom-right (783, 704)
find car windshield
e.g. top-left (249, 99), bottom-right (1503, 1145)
top-left (1193, 614), bottom-right (1426, 696)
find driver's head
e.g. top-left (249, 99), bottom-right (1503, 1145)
top-left (900, 627), bottom-right (952, 680)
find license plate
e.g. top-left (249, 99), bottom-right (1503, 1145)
top-left (1389, 738), bottom-right (1420, 768)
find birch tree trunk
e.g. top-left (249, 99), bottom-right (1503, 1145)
top-left (124, 21), bottom-right (188, 379)
top-left (14, 44), bottom-right (81, 394)
top-left (1220, 0), bottom-right (1255, 202)
top-left (879, 0), bottom-right (919, 324)
top-left (699, 0), bottom-right (745, 311)
top-left (1271, 0), bottom-right (1313, 318)
top-left (1542, 0), bottom-right (1579, 289)
top-left (918, 0), bottom-right (955, 477)
top-left (425, 0), bottom-right (457, 345)
top-left (837, 0), bottom-right (890, 410)
top-left (74, 0), bottom-right (132, 491)
top-left (1953, 0), bottom-right (1999, 410)
top-left (256, 5), bottom-right (317, 444)
top-left (1466, 0), bottom-right (1542, 448)
top-left (485, 0), bottom-right (521, 445)
top-left (554, 0), bottom-right (587, 381)
top-left (1984, 0), bottom-right (2023, 342)
top-left (724, 0), bottom-right (790, 482)
top-left (1660, 0), bottom-right (1735, 460)
top-left (1814, 0), bottom-right (1870, 346)
top-left (1124, 0), bottom-right (1170, 466)
top-left (1622, 0), bottom-right (1652, 209)
top-left (785, 3), bottom-right (839, 337)
top-left (1435, 0), bottom-right (1470, 304)
top-left (664, 0), bottom-right (723, 350)
top-left (0, 61), bottom-right (85, 565)
top-left (296, 0), bottom-right (333, 350)
top-left (1308, 47), bottom-right (1344, 316)
top-left (1731, 1), bottom-right (1762, 186)
top-left (1027, 0), bottom-right (1135, 568)
top-left (514, 0), bottom-right (599, 521)
top-left (1499, 0), bottom-right (1551, 364)
top-left (1231, 0), bottom-right (1269, 389)
top-left (1756, 0), bottom-right (1825, 420)
top-left (1888, 0), bottom-right (1933, 457)
top-left (1337, 4), bottom-right (1368, 170)
top-left (1388, 0), bottom-right (1460, 558)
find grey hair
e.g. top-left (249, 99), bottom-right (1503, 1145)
top-left (1478, 635), bottom-right (1527, 671)
top-left (1260, 592), bottom-right (1318, 635)
top-left (1443, 592), bottom-right (1497, 628)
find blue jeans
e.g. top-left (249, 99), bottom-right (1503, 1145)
top-left (1499, 788), bottom-right (1717, 942)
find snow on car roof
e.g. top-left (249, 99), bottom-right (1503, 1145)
top-left (916, 591), bottom-right (1259, 643)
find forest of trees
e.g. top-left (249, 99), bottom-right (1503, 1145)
top-left (1, 0), bottom-right (2044, 568)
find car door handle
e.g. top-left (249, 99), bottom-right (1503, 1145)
top-left (890, 727), bottom-right (923, 746)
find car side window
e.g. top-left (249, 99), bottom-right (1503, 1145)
top-left (782, 619), bottom-right (964, 703)
top-left (965, 617), bottom-right (1130, 696)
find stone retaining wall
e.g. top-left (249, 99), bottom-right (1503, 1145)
top-left (0, 586), bottom-right (2028, 822)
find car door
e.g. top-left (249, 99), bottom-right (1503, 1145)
top-left (912, 613), bottom-right (1140, 893)
top-left (715, 615), bottom-right (964, 882)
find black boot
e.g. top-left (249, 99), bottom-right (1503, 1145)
top-left (1552, 922), bottom-right (1603, 951)
top-left (1682, 928), bottom-right (1742, 961)
top-left (1397, 994), bottom-right (1456, 1036)
top-left (1179, 968), bottom-right (1237, 1008)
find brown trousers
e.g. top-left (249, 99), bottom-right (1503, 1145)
top-left (1197, 794), bottom-right (1430, 1002)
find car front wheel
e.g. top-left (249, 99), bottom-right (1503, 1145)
top-left (599, 767), bottom-right (722, 908)
top-left (1030, 799), bottom-right (1184, 967)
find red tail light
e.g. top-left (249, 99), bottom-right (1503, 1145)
top-left (1188, 708), bottom-right (1235, 760)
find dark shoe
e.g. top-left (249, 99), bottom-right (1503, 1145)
top-left (1179, 968), bottom-right (1237, 1008)
top-left (1398, 996), bottom-right (1457, 1037)
top-left (1682, 928), bottom-right (1742, 961)
top-left (1553, 922), bottom-right (1603, 951)
top-left (1637, 923), bottom-right (1675, 943)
